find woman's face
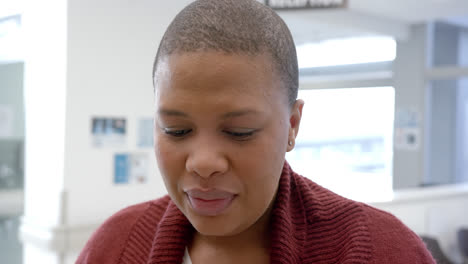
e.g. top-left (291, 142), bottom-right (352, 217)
top-left (153, 51), bottom-right (302, 237)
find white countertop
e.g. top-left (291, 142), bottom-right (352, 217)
top-left (371, 183), bottom-right (468, 206)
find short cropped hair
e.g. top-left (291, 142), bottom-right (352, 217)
top-left (152, 0), bottom-right (298, 106)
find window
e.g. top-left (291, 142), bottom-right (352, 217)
top-left (296, 36), bottom-right (396, 69)
top-left (0, 15), bottom-right (22, 62)
top-left (286, 87), bottom-right (395, 202)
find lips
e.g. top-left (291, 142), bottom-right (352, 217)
top-left (185, 189), bottom-right (236, 216)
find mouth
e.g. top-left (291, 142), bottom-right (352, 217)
top-left (185, 189), bottom-right (236, 217)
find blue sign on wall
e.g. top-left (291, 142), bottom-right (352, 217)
top-left (114, 154), bottom-right (129, 184)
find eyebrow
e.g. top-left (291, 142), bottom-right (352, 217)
top-left (157, 108), bottom-right (260, 119)
top-left (158, 109), bottom-right (189, 117)
top-left (221, 109), bottom-right (261, 119)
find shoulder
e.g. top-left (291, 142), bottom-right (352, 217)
top-left (76, 195), bottom-right (171, 264)
top-left (291, 173), bottom-right (434, 263)
top-left (360, 204), bottom-right (435, 263)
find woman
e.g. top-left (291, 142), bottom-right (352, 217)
top-left (77, 0), bottom-right (435, 263)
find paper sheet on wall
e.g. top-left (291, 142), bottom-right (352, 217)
top-left (114, 153), bottom-right (148, 184)
top-left (0, 105), bottom-right (14, 138)
top-left (394, 108), bottom-right (421, 151)
top-left (91, 117), bottom-right (126, 147)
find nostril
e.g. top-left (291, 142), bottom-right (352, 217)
top-left (185, 153), bottom-right (229, 179)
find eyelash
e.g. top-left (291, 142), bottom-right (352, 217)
top-left (163, 129), bottom-right (192, 137)
top-left (224, 130), bottom-right (254, 140)
top-left (163, 129), bottom-right (255, 140)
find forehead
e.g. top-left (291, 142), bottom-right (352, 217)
top-left (154, 52), bottom-right (285, 101)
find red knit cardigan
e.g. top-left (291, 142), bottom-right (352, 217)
top-left (76, 162), bottom-right (435, 264)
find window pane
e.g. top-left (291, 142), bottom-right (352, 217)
top-left (286, 87), bottom-right (395, 202)
top-left (296, 36), bottom-right (396, 69)
top-left (0, 16), bottom-right (23, 63)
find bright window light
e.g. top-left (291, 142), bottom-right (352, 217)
top-left (297, 36), bottom-right (396, 68)
top-left (0, 16), bottom-right (23, 62)
top-left (286, 87), bottom-right (395, 202)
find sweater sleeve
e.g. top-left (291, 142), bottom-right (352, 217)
top-left (75, 201), bottom-right (152, 264)
top-left (363, 204), bottom-right (436, 264)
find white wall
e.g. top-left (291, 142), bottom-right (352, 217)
top-left (64, 0), bottom-right (191, 227)
top-left (20, 0), bottom-right (192, 262)
top-left (392, 24), bottom-right (428, 189)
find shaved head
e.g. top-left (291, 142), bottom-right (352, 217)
top-left (152, 0), bottom-right (298, 106)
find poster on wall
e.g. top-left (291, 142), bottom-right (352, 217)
top-left (114, 153), bottom-right (148, 184)
top-left (137, 118), bottom-right (153, 148)
top-left (394, 108), bottom-right (421, 151)
top-left (0, 105), bottom-right (14, 138)
top-left (91, 117), bottom-right (126, 147)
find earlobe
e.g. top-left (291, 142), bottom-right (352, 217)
top-left (287, 138), bottom-right (295, 152)
top-left (287, 125), bottom-right (295, 139)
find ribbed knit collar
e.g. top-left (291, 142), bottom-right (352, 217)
top-left (146, 162), bottom-right (306, 264)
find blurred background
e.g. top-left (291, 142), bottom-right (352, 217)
top-left (0, 0), bottom-right (467, 263)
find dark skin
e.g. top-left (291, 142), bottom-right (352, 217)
top-left (153, 51), bottom-right (303, 263)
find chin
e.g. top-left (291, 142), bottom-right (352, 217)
top-left (188, 213), bottom-right (245, 237)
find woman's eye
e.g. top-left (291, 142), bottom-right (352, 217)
top-left (163, 128), bottom-right (192, 137)
top-left (225, 130), bottom-right (255, 140)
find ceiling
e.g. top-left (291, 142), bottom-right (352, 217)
top-left (276, 0), bottom-right (468, 44)
top-left (1, 0), bottom-right (468, 59)
top-left (350, 0), bottom-right (468, 23)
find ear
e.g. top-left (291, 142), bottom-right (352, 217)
top-left (287, 99), bottom-right (304, 152)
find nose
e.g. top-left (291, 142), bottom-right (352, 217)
top-left (185, 139), bottom-right (229, 179)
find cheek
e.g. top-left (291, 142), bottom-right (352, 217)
top-left (234, 127), bottom-right (287, 203)
top-left (247, 122), bottom-right (288, 169)
top-left (154, 135), bottom-right (186, 191)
